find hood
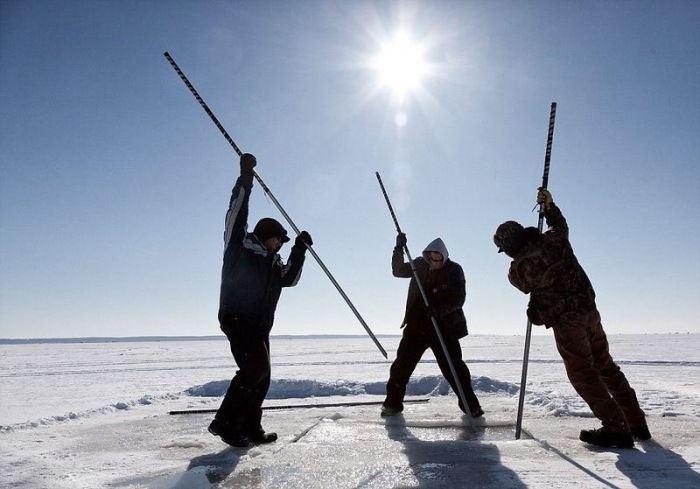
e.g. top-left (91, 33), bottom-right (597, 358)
top-left (422, 237), bottom-right (449, 269)
top-left (243, 232), bottom-right (283, 266)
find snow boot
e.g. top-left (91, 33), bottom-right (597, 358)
top-left (458, 397), bottom-right (483, 419)
top-left (631, 424), bottom-right (652, 441)
top-left (249, 428), bottom-right (278, 444)
top-left (208, 419), bottom-right (250, 448)
top-left (579, 427), bottom-right (634, 448)
top-left (207, 418), bottom-right (228, 438)
top-left (222, 432), bottom-right (251, 448)
top-left (380, 404), bottom-right (403, 417)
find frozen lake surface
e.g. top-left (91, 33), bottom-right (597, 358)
top-left (1, 334), bottom-right (699, 487)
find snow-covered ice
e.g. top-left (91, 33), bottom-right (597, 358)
top-left (1, 334), bottom-right (699, 488)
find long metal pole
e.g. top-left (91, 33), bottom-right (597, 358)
top-left (515, 102), bottom-right (557, 439)
top-left (169, 398), bottom-right (430, 415)
top-left (375, 172), bottom-right (474, 425)
top-left (164, 52), bottom-right (387, 359)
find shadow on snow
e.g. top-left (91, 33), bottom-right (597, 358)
top-left (383, 415), bottom-right (526, 488)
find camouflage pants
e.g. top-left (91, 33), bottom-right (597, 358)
top-left (552, 310), bottom-right (646, 431)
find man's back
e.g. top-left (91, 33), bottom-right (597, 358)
top-left (508, 203), bottom-right (597, 326)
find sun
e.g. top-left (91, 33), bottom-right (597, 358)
top-left (372, 31), bottom-right (430, 103)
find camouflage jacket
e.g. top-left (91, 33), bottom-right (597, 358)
top-left (507, 202), bottom-right (597, 327)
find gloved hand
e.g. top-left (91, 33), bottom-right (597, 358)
top-left (295, 230), bottom-right (313, 247)
top-left (396, 232), bottom-right (407, 248)
top-left (240, 153), bottom-right (257, 175)
top-left (527, 304), bottom-right (544, 326)
top-left (536, 187), bottom-right (553, 208)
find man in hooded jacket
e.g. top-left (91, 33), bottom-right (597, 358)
top-left (209, 153), bottom-right (312, 447)
top-left (494, 187), bottom-right (650, 448)
top-left (382, 234), bottom-right (482, 418)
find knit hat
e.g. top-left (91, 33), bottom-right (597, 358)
top-left (253, 218), bottom-right (290, 243)
top-left (493, 221), bottom-right (524, 254)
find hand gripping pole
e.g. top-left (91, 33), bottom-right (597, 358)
top-left (164, 52), bottom-right (387, 359)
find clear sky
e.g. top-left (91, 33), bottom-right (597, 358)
top-left (1, 0), bottom-right (698, 340)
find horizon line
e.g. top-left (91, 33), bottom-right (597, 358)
top-left (1, 332), bottom-right (697, 345)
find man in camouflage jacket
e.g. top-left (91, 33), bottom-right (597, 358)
top-left (494, 188), bottom-right (650, 448)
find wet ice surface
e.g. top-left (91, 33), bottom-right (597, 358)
top-left (7, 398), bottom-right (696, 489)
top-left (1, 334), bottom-right (699, 487)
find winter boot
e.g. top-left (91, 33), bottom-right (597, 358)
top-left (470, 407), bottom-right (485, 418)
top-left (249, 428), bottom-right (278, 444)
top-left (380, 404), bottom-right (403, 417)
top-left (207, 418), bottom-right (228, 438)
top-left (208, 419), bottom-right (250, 448)
top-left (458, 396), bottom-right (483, 419)
top-left (222, 432), bottom-right (251, 448)
top-left (631, 424), bottom-right (652, 441)
top-left (579, 427), bottom-right (634, 448)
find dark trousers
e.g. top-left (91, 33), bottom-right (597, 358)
top-left (216, 317), bottom-right (271, 432)
top-left (385, 327), bottom-right (480, 413)
top-left (552, 309), bottom-right (646, 431)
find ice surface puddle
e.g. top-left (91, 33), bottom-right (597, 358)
top-left (305, 416), bottom-right (521, 445)
top-left (110, 465), bottom-right (222, 489)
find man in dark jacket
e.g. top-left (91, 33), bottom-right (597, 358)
top-left (209, 153), bottom-right (312, 447)
top-left (382, 234), bottom-right (482, 418)
top-left (494, 188), bottom-right (650, 448)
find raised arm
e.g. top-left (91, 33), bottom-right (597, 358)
top-left (538, 188), bottom-right (569, 242)
top-left (223, 154), bottom-right (257, 251)
top-left (280, 231), bottom-right (312, 287)
top-left (391, 233), bottom-right (413, 278)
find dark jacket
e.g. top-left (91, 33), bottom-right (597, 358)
top-left (218, 174), bottom-right (306, 337)
top-left (507, 202), bottom-right (597, 327)
top-left (393, 238), bottom-right (468, 340)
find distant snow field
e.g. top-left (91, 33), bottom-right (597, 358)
top-left (1, 334), bottom-right (699, 488)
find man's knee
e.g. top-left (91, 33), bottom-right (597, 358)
top-left (237, 359), bottom-right (270, 386)
top-left (564, 363), bottom-right (600, 388)
top-left (389, 364), bottom-right (411, 387)
top-left (252, 363), bottom-right (270, 386)
top-left (593, 353), bottom-right (620, 375)
top-left (390, 352), bottom-right (418, 379)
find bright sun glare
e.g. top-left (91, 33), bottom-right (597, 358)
top-left (373, 31), bottom-right (429, 103)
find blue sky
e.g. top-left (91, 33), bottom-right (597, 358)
top-left (1, 0), bottom-right (698, 340)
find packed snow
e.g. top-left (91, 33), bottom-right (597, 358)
top-left (1, 334), bottom-right (698, 488)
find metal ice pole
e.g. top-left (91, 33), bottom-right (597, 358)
top-left (164, 52), bottom-right (387, 359)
